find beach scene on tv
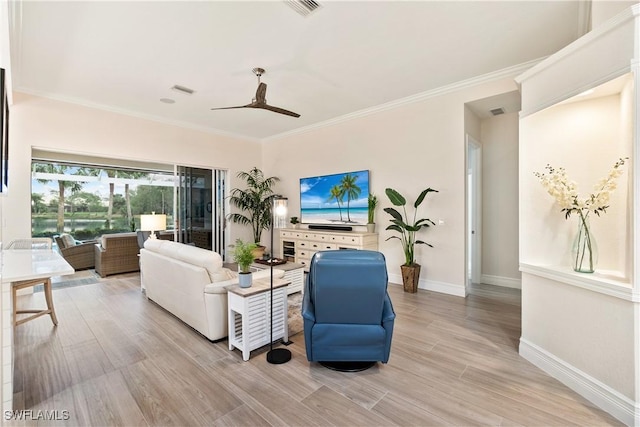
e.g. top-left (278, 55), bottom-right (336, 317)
top-left (300, 170), bottom-right (369, 225)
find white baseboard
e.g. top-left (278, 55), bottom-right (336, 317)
top-left (481, 274), bottom-right (521, 289)
top-left (519, 338), bottom-right (639, 426)
top-left (388, 273), bottom-right (465, 297)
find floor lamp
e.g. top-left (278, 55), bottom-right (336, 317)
top-left (267, 195), bottom-right (292, 364)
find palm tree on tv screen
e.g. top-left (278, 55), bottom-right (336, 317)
top-left (327, 185), bottom-right (344, 222)
top-left (340, 173), bottom-right (361, 222)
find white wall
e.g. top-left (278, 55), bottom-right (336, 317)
top-left (521, 273), bottom-right (636, 398)
top-left (517, 9), bottom-right (639, 418)
top-left (480, 112), bottom-right (520, 285)
top-left (263, 77), bottom-right (518, 295)
top-left (3, 92), bottom-right (265, 246)
top-left (0, 1), bottom-right (11, 413)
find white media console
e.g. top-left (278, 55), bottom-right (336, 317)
top-left (279, 228), bottom-right (378, 270)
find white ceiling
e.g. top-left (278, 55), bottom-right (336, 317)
top-left (9, 1), bottom-right (586, 140)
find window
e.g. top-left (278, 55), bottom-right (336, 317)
top-left (31, 161), bottom-right (174, 241)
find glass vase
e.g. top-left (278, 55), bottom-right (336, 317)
top-left (571, 214), bottom-right (598, 273)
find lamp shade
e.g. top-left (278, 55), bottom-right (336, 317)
top-left (140, 213), bottom-right (166, 232)
top-left (273, 197), bottom-right (288, 229)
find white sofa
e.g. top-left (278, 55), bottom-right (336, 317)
top-left (140, 239), bottom-right (283, 341)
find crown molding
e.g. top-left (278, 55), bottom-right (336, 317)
top-left (15, 88), bottom-right (261, 143)
top-left (263, 58), bottom-right (542, 143)
top-left (17, 57), bottom-right (543, 145)
top-left (516, 4), bottom-right (639, 85)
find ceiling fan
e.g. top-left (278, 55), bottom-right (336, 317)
top-left (211, 68), bottom-right (300, 118)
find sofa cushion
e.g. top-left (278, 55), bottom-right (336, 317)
top-left (100, 232), bottom-right (137, 248)
top-left (211, 268), bottom-right (236, 283)
top-left (144, 239), bottom-right (223, 282)
top-left (59, 234), bottom-right (76, 249)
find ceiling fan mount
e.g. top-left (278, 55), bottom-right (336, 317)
top-left (211, 67), bottom-right (300, 118)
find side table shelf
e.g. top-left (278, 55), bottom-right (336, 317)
top-left (227, 278), bottom-right (290, 361)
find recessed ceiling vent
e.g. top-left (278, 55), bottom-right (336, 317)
top-left (490, 107), bottom-right (505, 116)
top-left (284, 0), bottom-right (322, 17)
top-left (171, 85), bottom-right (195, 95)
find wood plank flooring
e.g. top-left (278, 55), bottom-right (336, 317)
top-left (9, 273), bottom-right (622, 426)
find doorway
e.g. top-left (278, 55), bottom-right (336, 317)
top-left (466, 135), bottom-right (482, 295)
top-left (175, 166), bottom-right (228, 258)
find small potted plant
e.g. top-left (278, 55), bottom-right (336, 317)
top-left (290, 216), bottom-right (300, 229)
top-left (366, 194), bottom-right (378, 233)
top-left (231, 238), bottom-right (258, 288)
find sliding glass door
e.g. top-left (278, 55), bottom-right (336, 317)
top-left (176, 166), bottom-right (227, 258)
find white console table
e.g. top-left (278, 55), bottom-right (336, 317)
top-left (279, 228), bottom-right (378, 270)
top-left (227, 278), bottom-right (289, 361)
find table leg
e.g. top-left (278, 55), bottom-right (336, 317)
top-left (242, 311), bottom-right (250, 361)
top-left (228, 309), bottom-right (235, 351)
top-left (43, 278), bottom-right (58, 326)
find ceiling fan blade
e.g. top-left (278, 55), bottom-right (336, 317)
top-left (210, 104), bottom-right (250, 111)
top-left (258, 103), bottom-right (301, 118)
top-left (211, 70), bottom-right (299, 118)
top-left (255, 82), bottom-right (267, 104)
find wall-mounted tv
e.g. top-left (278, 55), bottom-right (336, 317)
top-left (300, 170), bottom-right (369, 225)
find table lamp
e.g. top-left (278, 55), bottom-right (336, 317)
top-left (267, 195), bottom-right (291, 364)
top-left (140, 212), bottom-right (167, 239)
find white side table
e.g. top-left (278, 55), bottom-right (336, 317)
top-left (227, 278), bottom-right (290, 361)
top-left (250, 261), bottom-right (304, 294)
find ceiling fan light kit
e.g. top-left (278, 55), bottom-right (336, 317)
top-left (211, 68), bottom-right (300, 118)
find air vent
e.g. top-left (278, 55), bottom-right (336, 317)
top-left (284, 0), bottom-right (321, 17)
top-left (171, 85), bottom-right (195, 95)
top-left (490, 108), bottom-right (505, 116)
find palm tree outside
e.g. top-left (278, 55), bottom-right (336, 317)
top-left (32, 163), bottom-right (95, 233)
top-left (31, 162), bottom-right (175, 240)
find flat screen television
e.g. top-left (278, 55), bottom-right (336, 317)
top-left (300, 170), bottom-right (369, 225)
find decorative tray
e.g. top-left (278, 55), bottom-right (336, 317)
top-left (253, 258), bottom-right (287, 266)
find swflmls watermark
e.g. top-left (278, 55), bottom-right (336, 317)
top-left (4, 409), bottom-right (70, 421)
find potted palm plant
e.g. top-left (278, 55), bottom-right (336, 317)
top-left (366, 194), bottom-right (378, 233)
top-left (228, 167), bottom-right (279, 259)
top-left (232, 239), bottom-right (258, 288)
top-left (384, 187), bottom-right (438, 293)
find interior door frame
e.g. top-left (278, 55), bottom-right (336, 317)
top-left (466, 134), bottom-right (482, 294)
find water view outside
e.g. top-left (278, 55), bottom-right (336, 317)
top-left (32, 162), bottom-right (175, 241)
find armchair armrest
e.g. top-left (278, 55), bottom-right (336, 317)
top-left (302, 288), bottom-right (315, 322)
top-left (382, 293), bottom-right (396, 322)
top-left (60, 242), bottom-right (95, 256)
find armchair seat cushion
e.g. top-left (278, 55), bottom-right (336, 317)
top-left (310, 324), bottom-right (387, 361)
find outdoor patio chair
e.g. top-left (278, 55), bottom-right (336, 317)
top-left (55, 234), bottom-right (96, 270)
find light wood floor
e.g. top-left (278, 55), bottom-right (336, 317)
top-left (10, 273), bottom-right (622, 426)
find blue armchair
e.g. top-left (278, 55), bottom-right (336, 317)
top-left (302, 250), bottom-right (395, 371)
